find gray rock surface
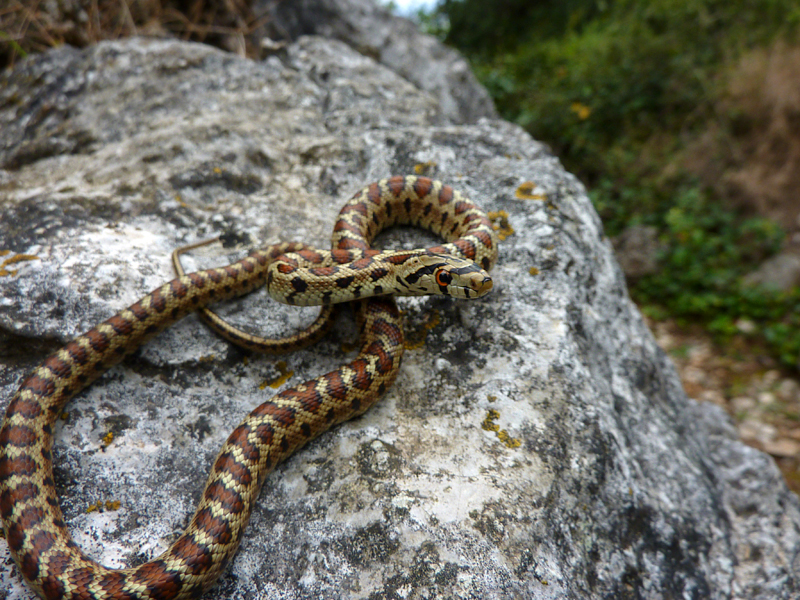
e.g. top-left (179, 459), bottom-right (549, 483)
top-left (742, 251), bottom-right (800, 292)
top-left (253, 0), bottom-right (497, 124)
top-left (1, 36), bottom-right (798, 600)
top-left (612, 224), bottom-right (664, 279)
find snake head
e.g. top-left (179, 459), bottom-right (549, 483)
top-left (395, 253), bottom-right (493, 299)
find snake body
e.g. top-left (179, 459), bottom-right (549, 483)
top-left (0, 176), bottom-right (498, 600)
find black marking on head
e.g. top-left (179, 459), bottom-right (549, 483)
top-left (403, 263), bottom-right (438, 286)
top-left (453, 264), bottom-right (481, 276)
top-left (291, 277), bottom-right (308, 293)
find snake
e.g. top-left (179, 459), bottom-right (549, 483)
top-left (0, 175), bottom-right (499, 600)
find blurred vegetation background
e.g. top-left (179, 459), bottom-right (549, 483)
top-left (422, 0), bottom-right (800, 373)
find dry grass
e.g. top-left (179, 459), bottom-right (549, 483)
top-left (0, 0), bottom-right (265, 69)
top-left (681, 40), bottom-right (800, 238)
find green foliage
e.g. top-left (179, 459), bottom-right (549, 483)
top-left (632, 186), bottom-right (800, 369)
top-left (442, 0), bottom-right (606, 55)
top-left (632, 186), bottom-right (793, 366)
top-left (437, 0), bottom-right (800, 369)
top-left (465, 0), bottom-right (797, 187)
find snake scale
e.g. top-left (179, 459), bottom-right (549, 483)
top-left (0, 175), bottom-right (498, 599)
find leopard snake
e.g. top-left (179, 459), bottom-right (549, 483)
top-left (0, 175), bottom-right (498, 599)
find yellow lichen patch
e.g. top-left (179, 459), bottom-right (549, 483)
top-left (481, 409), bottom-right (501, 432)
top-left (87, 500), bottom-right (122, 513)
top-left (481, 409), bottom-right (521, 449)
top-left (261, 360), bottom-right (294, 389)
top-left (497, 430), bottom-right (522, 449)
top-left (101, 432), bottom-right (114, 447)
top-left (413, 161), bottom-right (437, 175)
top-left (488, 210), bottom-right (514, 241)
top-left (529, 267), bottom-right (539, 276)
top-left (175, 193), bottom-right (187, 208)
top-left (404, 310), bottom-right (441, 350)
top-left (570, 102), bottom-right (592, 120)
top-left (213, 167), bottom-right (222, 174)
top-left (515, 181), bottom-right (547, 201)
top-left (0, 252), bottom-right (40, 277)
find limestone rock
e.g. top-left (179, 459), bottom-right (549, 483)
top-left (253, 0), bottom-right (497, 124)
top-left (742, 251), bottom-right (800, 292)
top-left (1, 37), bottom-right (798, 600)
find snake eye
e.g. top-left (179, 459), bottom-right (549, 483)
top-left (435, 269), bottom-right (453, 287)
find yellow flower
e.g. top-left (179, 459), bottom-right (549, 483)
top-left (570, 102), bottom-right (592, 120)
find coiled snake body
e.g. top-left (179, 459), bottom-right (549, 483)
top-left (0, 176), bottom-right (498, 599)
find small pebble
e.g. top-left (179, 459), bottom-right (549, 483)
top-left (758, 392), bottom-right (776, 406)
top-left (699, 390), bottom-right (726, 406)
top-left (730, 396), bottom-right (756, 413)
top-left (763, 370), bottom-right (781, 387)
top-left (777, 379), bottom-right (799, 402)
top-left (682, 366), bottom-right (707, 386)
top-left (739, 419), bottom-right (777, 445)
top-left (763, 438), bottom-right (800, 458)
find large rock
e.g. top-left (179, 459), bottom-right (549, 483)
top-left (742, 251), bottom-right (800, 293)
top-left (0, 36), bottom-right (798, 599)
top-left (253, 0), bottom-right (497, 125)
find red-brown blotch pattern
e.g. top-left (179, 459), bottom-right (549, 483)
top-left (0, 176), bottom-right (498, 599)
